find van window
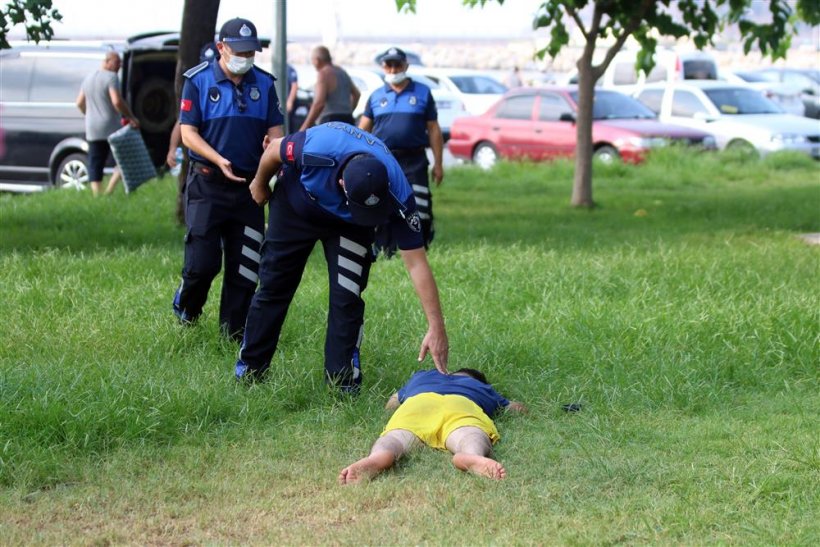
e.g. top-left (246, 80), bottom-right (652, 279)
top-left (636, 89), bottom-right (664, 114)
top-left (682, 60), bottom-right (716, 80)
top-left (671, 90), bottom-right (708, 117)
top-left (613, 62), bottom-right (638, 85)
top-left (496, 95), bottom-right (534, 120)
top-left (646, 64), bottom-right (668, 83)
top-left (0, 53), bottom-right (34, 101)
top-left (30, 56), bottom-right (102, 103)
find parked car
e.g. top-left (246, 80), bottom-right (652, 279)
top-left (447, 87), bottom-right (716, 170)
top-left (338, 67), bottom-right (469, 142)
top-left (720, 70), bottom-right (805, 116)
top-left (748, 67), bottom-right (820, 119)
top-left (409, 67), bottom-right (508, 116)
top-left (633, 81), bottom-right (820, 158)
top-left (566, 49), bottom-right (719, 95)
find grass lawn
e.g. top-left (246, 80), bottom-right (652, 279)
top-left (1, 148), bottom-right (818, 544)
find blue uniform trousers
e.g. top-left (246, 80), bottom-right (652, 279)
top-left (239, 178), bottom-right (375, 389)
top-left (177, 166), bottom-right (264, 339)
top-left (375, 149), bottom-right (433, 257)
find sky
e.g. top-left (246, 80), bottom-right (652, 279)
top-left (18, 0), bottom-right (540, 42)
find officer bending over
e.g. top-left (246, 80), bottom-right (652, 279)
top-left (235, 122), bottom-right (449, 392)
top-left (172, 17), bottom-right (284, 341)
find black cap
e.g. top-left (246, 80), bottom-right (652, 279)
top-left (342, 155), bottom-right (391, 226)
top-left (379, 47), bottom-right (407, 64)
top-left (218, 18), bottom-right (261, 53)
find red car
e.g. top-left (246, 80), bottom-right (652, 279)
top-left (447, 86), bottom-right (716, 169)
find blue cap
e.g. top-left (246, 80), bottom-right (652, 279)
top-left (218, 18), bottom-right (261, 53)
top-left (342, 155), bottom-right (391, 226)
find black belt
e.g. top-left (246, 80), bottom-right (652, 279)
top-left (191, 161), bottom-right (254, 184)
top-left (390, 147), bottom-right (426, 158)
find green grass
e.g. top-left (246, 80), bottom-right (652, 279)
top-left (1, 148), bottom-right (818, 544)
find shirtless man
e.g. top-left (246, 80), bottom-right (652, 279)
top-left (339, 368), bottom-right (526, 484)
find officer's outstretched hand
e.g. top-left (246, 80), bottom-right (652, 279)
top-left (217, 158), bottom-right (247, 183)
top-left (250, 177), bottom-right (271, 206)
top-left (419, 327), bottom-right (448, 374)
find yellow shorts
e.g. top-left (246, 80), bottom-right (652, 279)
top-left (382, 392), bottom-right (500, 450)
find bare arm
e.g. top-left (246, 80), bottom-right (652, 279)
top-left (76, 89), bottom-right (86, 114)
top-left (357, 115), bottom-right (373, 132)
top-left (180, 124), bottom-right (245, 183)
top-left (286, 81), bottom-right (298, 113)
top-left (300, 68), bottom-right (328, 130)
top-left (166, 121), bottom-right (182, 168)
top-left (506, 401), bottom-right (528, 413)
top-left (399, 247), bottom-right (448, 373)
top-left (249, 135), bottom-right (285, 205)
top-left (350, 80), bottom-right (361, 113)
top-left (385, 393), bottom-right (400, 411)
top-left (108, 87), bottom-right (139, 128)
top-left (427, 120), bottom-right (444, 185)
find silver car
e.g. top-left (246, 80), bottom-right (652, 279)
top-left (634, 80), bottom-right (820, 158)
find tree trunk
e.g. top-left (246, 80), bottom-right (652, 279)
top-left (571, 60), bottom-right (596, 208)
top-left (174, 0), bottom-right (220, 224)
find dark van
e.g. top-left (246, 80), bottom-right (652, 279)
top-left (0, 34), bottom-right (178, 192)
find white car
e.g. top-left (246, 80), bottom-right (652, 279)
top-left (347, 66), bottom-right (468, 141)
top-left (721, 70), bottom-right (805, 116)
top-left (408, 67), bottom-right (508, 116)
top-left (633, 81), bottom-right (820, 158)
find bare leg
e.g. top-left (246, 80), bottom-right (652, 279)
top-left (104, 168), bottom-right (121, 195)
top-left (339, 429), bottom-right (418, 485)
top-left (90, 181), bottom-right (102, 197)
top-left (445, 426), bottom-right (506, 480)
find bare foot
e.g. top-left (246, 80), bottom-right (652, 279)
top-left (338, 452), bottom-right (394, 485)
top-left (452, 453), bottom-right (506, 480)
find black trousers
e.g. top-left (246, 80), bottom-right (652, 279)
top-left (177, 167), bottom-right (264, 338)
top-left (375, 149), bottom-right (434, 257)
top-left (239, 181), bottom-right (375, 388)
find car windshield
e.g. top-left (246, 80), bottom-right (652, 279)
top-left (703, 87), bottom-right (782, 114)
top-left (449, 75), bottom-right (507, 94)
top-left (569, 90), bottom-right (656, 120)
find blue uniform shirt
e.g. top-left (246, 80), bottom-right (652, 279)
top-left (363, 80), bottom-right (437, 150)
top-left (398, 370), bottom-right (510, 418)
top-left (180, 60), bottom-right (284, 173)
top-left (279, 123), bottom-right (424, 250)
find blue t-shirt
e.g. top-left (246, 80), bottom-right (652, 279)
top-left (180, 60), bottom-right (284, 173)
top-left (398, 370), bottom-right (510, 417)
top-left (278, 122), bottom-right (424, 250)
top-left (364, 80), bottom-right (437, 150)
top-left (287, 64), bottom-right (298, 88)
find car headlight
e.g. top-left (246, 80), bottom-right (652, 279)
top-left (771, 133), bottom-right (807, 145)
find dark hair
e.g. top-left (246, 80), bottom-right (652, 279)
top-left (454, 368), bottom-right (489, 385)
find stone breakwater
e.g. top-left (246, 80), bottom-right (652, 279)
top-left (277, 39), bottom-right (818, 74)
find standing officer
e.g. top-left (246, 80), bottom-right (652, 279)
top-left (235, 122), bottom-right (449, 392)
top-left (358, 47), bottom-right (444, 256)
top-left (172, 17), bottom-right (284, 341)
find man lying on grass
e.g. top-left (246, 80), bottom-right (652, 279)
top-left (339, 368), bottom-right (526, 484)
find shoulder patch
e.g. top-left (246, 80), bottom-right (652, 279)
top-left (183, 61), bottom-right (209, 79)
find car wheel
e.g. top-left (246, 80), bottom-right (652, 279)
top-left (593, 145), bottom-right (620, 164)
top-left (726, 139), bottom-right (758, 157)
top-left (56, 153), bottom-right (89, 190)
top-left (134, 77), bottom-right (175, 134)
top-left (472, 142), bottom-right (498, 170)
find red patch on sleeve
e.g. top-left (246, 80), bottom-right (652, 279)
top-left (286, 141), bottom-right (295, 162)
top-left (180, 99), bottom-right (192, 112)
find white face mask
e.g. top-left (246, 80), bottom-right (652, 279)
top-left (384, 72), bottom-right (408, 85)
top-left (226, 54), bottom-right (254, 75)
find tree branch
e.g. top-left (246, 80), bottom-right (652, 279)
top-left (565, 5), bottom-right (588, 42)
top-left (597, 0), bottom-right (653, 72)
